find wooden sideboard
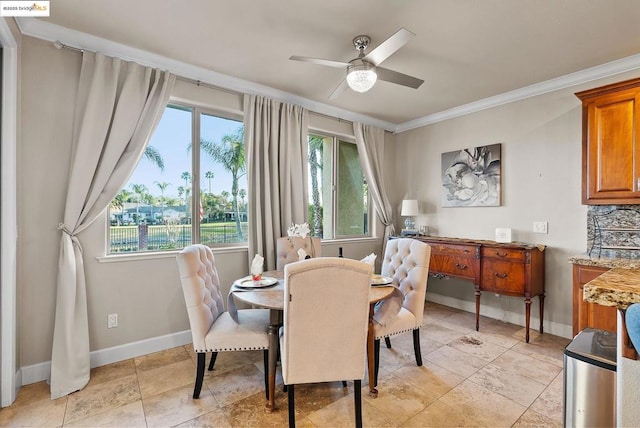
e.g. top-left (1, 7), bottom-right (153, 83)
top-left (409, 236), bottom-right (545, 342)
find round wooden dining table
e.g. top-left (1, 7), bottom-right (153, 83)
top-left (230, 269), bottom-right (394, 412)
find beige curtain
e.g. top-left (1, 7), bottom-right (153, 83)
top-left (245, 95), bottom-right (309, 270)
top-left (50, 52), bottom-right (175, 399)
top-left (354, 123), bottom-right (396, 244)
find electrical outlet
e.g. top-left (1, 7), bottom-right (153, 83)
top-left (108, 313), bottom-right (118, 328)
top-left (533, 221), bottom-right (548, 234)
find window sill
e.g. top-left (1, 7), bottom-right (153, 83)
top-left (96, 245), bottom-right (249, 263)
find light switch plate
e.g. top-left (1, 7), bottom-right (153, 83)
top-left (533, 221), bottom-right (548, 234)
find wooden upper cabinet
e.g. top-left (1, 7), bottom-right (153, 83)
top-left (576, 78), bottom-right (640, 204)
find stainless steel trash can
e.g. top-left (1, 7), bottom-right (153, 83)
top-left (563, 328), bottom-right (616, 427)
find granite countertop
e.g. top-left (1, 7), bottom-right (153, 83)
top-left (569, 254), bottom-right (640, 269)
top-left (583, 267), bottom-right (640, 310)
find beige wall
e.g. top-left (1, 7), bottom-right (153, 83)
top-left (392, 70), bottom-right (640, 337)
top-left (20, 29), bottom-right (640, 374)
top-left (17, 36), bottom-right (382, 370)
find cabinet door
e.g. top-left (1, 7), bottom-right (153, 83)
top-left (584, 89), bottom-right (640, 203)
top-left (572, 265), bottom-right (617, 336)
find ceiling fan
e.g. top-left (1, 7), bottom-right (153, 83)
top-left (290, 28), bottom-right (424, 99)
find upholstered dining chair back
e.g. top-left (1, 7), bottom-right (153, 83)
top-left (176, 244), bottom-right (270, 399)
top-left (276, 236), bottom-right (321, 271)
top-left (373, 238), bottom-right (431, 388)
top-left (176, 244), bottom-right (225, 351)
top-left (381, 238), bottom-right (431, 326)
top-left (280, 257), bottom-right (372, 427)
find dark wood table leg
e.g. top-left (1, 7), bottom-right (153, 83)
top-left (265, 310), bottom-right (280, 412)
top-left (475, 289), bottom-right (481, 331)
top-left (539, 293), bottom-right (545, 335)
top-left (367, 303), bottom-right (378, 398)
top-left (525, 298), bottom-right (531, 343)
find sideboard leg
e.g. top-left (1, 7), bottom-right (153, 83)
top-left (525, 298), bottom-right (531, 343)
top-left (475, 289), bottom-right (481, 331)
top-left (539, 293), bottom-right (545, 335)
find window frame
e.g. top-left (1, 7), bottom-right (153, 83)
top-left (105, 100), bottom-right (247, 256)
top-left (308, 130), bottom-right (372, 241)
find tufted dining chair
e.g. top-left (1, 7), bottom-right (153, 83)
top-left (279, 257), bottom-right (372, 428)
top-left (176, 244), bottom-right (270, 399)
top-left (276, 236), bottom-right (322, 270)
top-left (374, 238), bottom-right (431, 386)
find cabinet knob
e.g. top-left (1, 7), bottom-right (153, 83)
top-left (455, 263), bottom-right (468, 270)
top-left (496, 251), bottom-right (508, 257)
top-left (494, 272), bottom-right (508, 278)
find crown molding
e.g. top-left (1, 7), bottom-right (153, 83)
top-left (17, 18), bottom-right (640, 135)
top-left (394, 53), bottom-right (640, 133)
top-left (16, 18), bottom-right (397, 132)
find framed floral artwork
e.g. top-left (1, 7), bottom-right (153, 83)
top-left (441, 143), bottom-right (501, 207)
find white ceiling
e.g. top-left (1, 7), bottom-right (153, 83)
top-left (17, 0), bottom-right (640, 131)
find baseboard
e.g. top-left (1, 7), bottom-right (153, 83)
top-left (20, 330), bottom-right (192, 386)
top-left (426, 293), bottom-right (573, 339)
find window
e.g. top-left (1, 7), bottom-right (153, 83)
top-left (308, 133), bottom-right (370, 239)
top-left (108, 104), bottom-right (247, 253)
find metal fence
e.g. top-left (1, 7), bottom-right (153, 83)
top-left (109, 223), bottom-right (249, 253)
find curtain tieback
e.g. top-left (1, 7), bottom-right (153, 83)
top-left (57, 223), bottom-right (76, 237)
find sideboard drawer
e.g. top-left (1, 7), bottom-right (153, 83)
top-left (430, 254), bottom-right (477, 281)
top-left (429, 243), bottom-right (477, 256)
top-left (480, 260), bottom-right (525, 294)
top-left (480, 247), bottom-right (527, 262)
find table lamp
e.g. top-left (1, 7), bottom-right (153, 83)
top-left (401, 199), bottom-right (419, 236)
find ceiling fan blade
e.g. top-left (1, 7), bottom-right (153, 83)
top-left (289, 55), bottom-right (349, 68)
top-left (329, 79), bottom-right (348, 99)
top-left (376, 67), bottom-right (424, 89)
top-left (363, 28), bottom-right (414, 66)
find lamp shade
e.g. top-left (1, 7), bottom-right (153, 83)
top-left (346, 60), bottom-right (377, 93)
top-left (401, 199), bottom-right (419, 216)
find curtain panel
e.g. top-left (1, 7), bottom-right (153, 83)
top-left (244, 95), bottom-right (309, 270)
top-left (50, 52), bottom-right (175, 399)
top-left (353, 123), bottom-right (395, 246)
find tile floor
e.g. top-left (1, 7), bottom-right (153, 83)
top-left (0, 302), bottom-right (569, 427)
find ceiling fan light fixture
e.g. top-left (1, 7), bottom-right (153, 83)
top-left (346, 60), bottom-right (377, 93)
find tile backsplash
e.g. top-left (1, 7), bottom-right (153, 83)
top-left (587, 205), bottom-right (640, 258)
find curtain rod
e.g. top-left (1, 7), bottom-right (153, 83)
top-left (52, 40), bottom-right (353, 125)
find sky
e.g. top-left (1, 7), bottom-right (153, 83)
top-left (125, 106), bottom-right (247, 200)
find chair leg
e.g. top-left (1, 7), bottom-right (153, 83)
top-left (354, 379), bottom-right (362, 428)
top-left (263, 349), bottom-right (269, 400)
top-left (287, 384), bottom-right (295, 428)
top-left (412, 328), bottom-right (423, 366)
top-left (193, 352), bottom-right (206, 399)
top-left (384, 337), bottom-right (392, 348)
top-left (208, 352), bottom-right (218, 371)
top-left (374, 338), bottom-right (381, 387)
top-left (342, 381), bottom-right (347, 387)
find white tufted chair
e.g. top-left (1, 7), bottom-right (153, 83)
top-left (279, 257), bottom-right (372, 428)
top-left (276, 236), bottom-right (322, 271)
top-left (374, 238), bottom-right (431, 386)
top-left (176, 244), bottom-right (270, 399)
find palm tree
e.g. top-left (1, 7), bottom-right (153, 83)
top-left (144, 146), bottom-right (165, 172)
top-left (239, 188), bottom-right (246, 213)
top-left (154, 181), bottom-right (170, 223)
top-left (181, 171), bottom-right (191, 189)
top-left (130, 183), bottom-right (149, 224)
top-left (111, 188), bottom-right (132, 211)
top-left (308, 135), bottom-right (324, 236)
top-left (180, 172), bottom-right (192, 221)
top-left (201, 128), bottom-right (246, 239)
top-left (205, 171), bottom-right (214, 194)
